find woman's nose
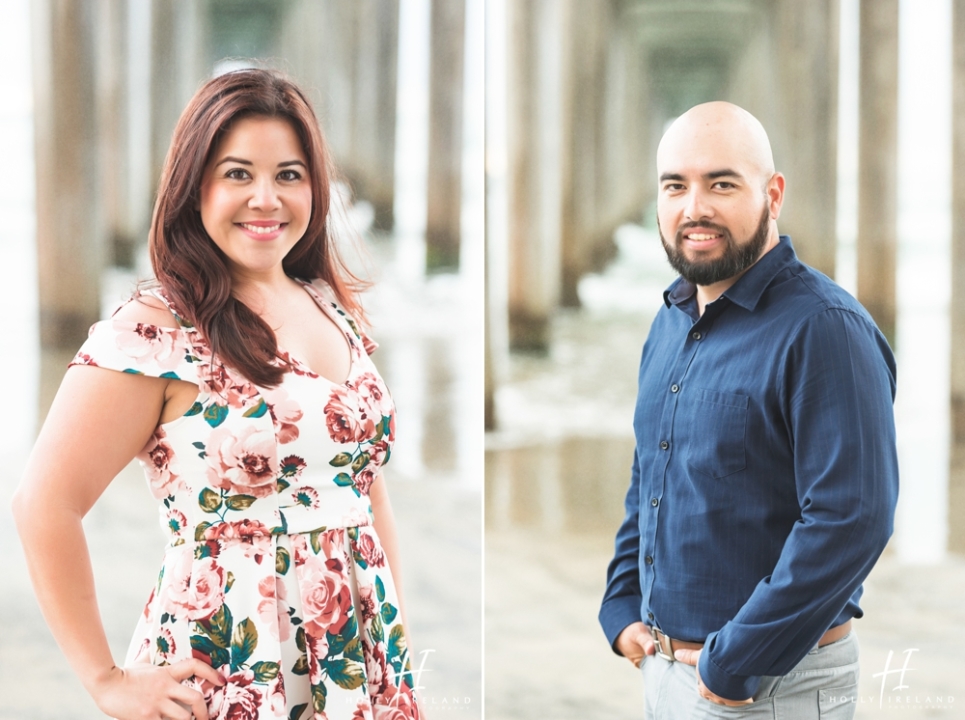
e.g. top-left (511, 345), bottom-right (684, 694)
top-left (249, 178), bottom-right (281, 210)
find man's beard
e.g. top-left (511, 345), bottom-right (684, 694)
top-left (659, 202), bottom-right (770, 286)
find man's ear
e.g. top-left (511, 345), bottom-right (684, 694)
top-left (767, 172), bottom-right (785, 220)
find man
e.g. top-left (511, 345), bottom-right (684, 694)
top-left (599, 101), bottom-right (898, 719)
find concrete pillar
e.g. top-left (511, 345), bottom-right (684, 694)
top-left (278, 0), bottom-right (328, 111)
top-left (951, 0), bottom-right (965, 554)
top-left (96, 0), bottom-right (134, 268)
top-left (772, 0), bottom-right (839, 278)
top-left (353, 0), bottom-right (400, 231)
top-left (856, 0), bottom-right (898, 346)
top-left (31, 0), bottom-right (102, 350)
top-left (506, 0), bottom-right (563, 352)
top-left (425, 0), bottom-right (466, 272)
top-left (559, 0), bottom-right (607, 308)
top-left (317, 1), bottom-right (399, 231)
top-left (150, 0), bottom-right (205, 199)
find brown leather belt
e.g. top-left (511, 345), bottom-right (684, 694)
top-left (649, 620), bottom-right (852, 663)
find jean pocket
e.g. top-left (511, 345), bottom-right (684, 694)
top-left (681, 388), bottom-right (748, 479)
top-left (819, 684), bottom-right (858, 719)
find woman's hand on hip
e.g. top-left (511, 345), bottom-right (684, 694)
top-left (91, 659), bottom-right (224, 720)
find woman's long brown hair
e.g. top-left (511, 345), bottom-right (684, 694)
top-left (149, 68), bottom-right (365, 387)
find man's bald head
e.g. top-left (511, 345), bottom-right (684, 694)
top-left (657, 102), bottom-right (776, 187)
top-left (654, 101), bottom-right (785, 296)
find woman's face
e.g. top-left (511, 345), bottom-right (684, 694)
top-left (199, 115), bottom-right (312, 281)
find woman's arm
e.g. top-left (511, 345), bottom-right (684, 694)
top-left (11, 301), bottom-right (222, 720)
top-left (369, 472), bottom-right (413, 645)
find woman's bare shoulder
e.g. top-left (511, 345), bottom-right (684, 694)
top-left (111, 293), bottom-right (180, 329)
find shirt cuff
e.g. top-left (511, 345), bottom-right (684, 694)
top-left (599, 595), bottom-right (644, 653)
top-left (698, 631), bottom-right (762, 701)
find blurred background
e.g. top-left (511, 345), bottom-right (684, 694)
top-left (0, 0), bottom-right (482, 718)
top-left (485, 0), bottom-right (964, 718)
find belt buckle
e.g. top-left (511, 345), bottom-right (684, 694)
top-left (649, 625), bottom-right (675, 663)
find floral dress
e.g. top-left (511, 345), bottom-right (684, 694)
top-left (70, 279), bottom-right (420, 720)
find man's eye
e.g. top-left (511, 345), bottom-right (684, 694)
top-left (713, 181), bottom-right (735, 189)
top-left (663, 183), bottom-right (685, 192)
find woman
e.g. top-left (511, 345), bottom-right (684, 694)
top-left (12, 69), bottom-right (421, 720)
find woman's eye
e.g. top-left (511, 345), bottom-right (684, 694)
top-left (278, 169), bottom-right (302, 182)
top-left (225, 168), bottom-right (250, 180)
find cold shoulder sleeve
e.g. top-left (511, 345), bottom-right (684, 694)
top-left (68, 309), bottom-right (200, 386)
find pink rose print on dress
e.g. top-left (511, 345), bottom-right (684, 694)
top-left (365, 639), bottom-right (389, 695)
top-left (298, 553), bottom-right (354, 639)
top-left (138, 428), bottom-right (185, 499)
top-left (376, 683), bottom-right (420, 720)
top-left (262, 385), bottom-right (303, 443)
top-left (268, 674), bottom-right (287, 716)
top-left (324, 382), bottom-right (378, 444)
top-left (114, 320), bottom-right (182, 371)
top-left (205, 425), bottom-right (278, 498)
top-left (358, 584), bottom-right (378, 621)
top-left (355, 371), bottom-right (393, 419)
top-left (304, 630), bottom-right (330, 685)
top-left (353, 466), bottom-right (378, 497)
top-left (71, 351), bottom-right (98, 367)
top-left (356, 532), bottom-right (386, 568)
top-left (164, 554), bottom-right (225, 621)
top-left (353, 699), bottom-right (374, 720)
top-left (200, 361), bottom-right (259, 410)
top-left (368, 440), bottom-right (390, 469)
top-left (325, 372), bottom-right (392, 446)
top-left (205, 520), bottom-right (272, 563)
top-left (257, 574), bottom-right (292, 642)
top-left (206, 668), bottom-right (265, 720)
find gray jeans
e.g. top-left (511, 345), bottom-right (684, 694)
top-left (641, 631), bottom-right (859, 719)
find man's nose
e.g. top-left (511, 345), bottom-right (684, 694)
top-left (684, 189), bottom-right (713, 221)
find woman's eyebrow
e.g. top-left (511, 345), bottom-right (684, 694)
top-left (214, 155), bottom-right (251, 167)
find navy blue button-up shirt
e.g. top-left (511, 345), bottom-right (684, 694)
top-left (599, 236), bottom-right (898, 700)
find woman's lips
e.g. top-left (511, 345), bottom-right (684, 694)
top-left (236, 221), bottom-right (287, 240)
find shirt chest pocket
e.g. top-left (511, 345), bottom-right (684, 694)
top-left (678, 387), bottom-right (748, 479)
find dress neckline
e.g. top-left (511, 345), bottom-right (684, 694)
top-left (277, 279), bottom-right (356, 387)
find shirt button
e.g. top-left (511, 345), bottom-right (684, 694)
top-left (671, 384), bottom-right (679, 393)
top-left (645, 555), bottom-right (654, 565)
top-left (692, 331), bottom-right (702, 340)
top-left (659, 440), bottom-right (669, 450)
top-left (651, 497), bottom-right (659, 507)
top-left (648, 612), bottom-right (655, 621)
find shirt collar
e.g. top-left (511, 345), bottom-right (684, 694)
top-left (663, 235), bottom-right (797, 312)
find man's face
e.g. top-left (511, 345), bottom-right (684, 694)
top-left (658, 200), bottom-right (770, 287)
top-left (655, 127), bottom-right (778, 287)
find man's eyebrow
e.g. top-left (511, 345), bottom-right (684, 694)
top-left (705, 169), bottom-right (742, 180)
top-left (659, 172), bottom-right (685, 183)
